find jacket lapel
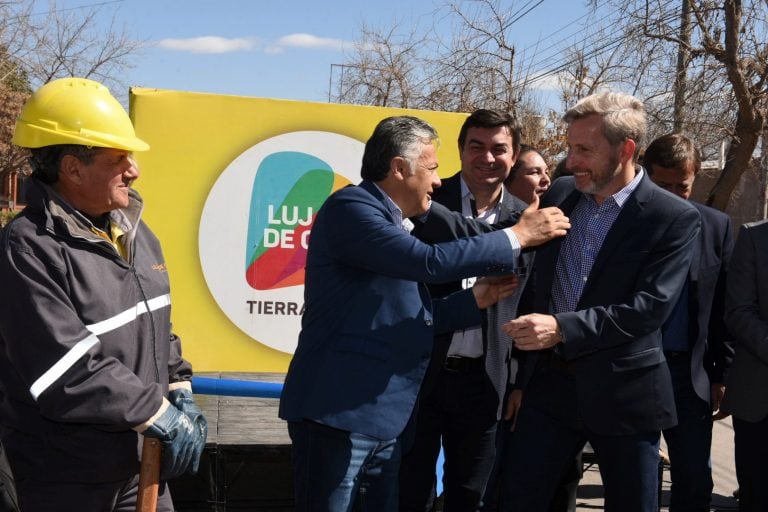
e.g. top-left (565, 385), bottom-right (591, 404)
top-left (536, 187), bottom-right (582, 301)
top-left (432, 173), bottom-right (463, 212)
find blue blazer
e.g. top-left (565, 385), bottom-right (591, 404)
top-left (279, 180), bottom-right (519, 440)
top-left (522, 173), bottom-right (700, 435)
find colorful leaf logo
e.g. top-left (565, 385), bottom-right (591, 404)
top-left (245, 151), bottom-right (352, 290)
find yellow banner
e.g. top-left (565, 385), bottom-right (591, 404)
top-left (130, 87), bottom-right (468, 372)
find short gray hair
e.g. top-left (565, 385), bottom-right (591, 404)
top-left (563, 92), bottom-right (646, 160)
top-left (361, 116), bottom-right (439, 182)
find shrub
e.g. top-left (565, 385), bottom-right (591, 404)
top-left (0, 210), bottom-right (17, 228)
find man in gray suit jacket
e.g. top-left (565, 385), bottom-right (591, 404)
top-left (722, 220), bottom-right (768, 512)
top-left (400, 109), bottom-right (533, 512)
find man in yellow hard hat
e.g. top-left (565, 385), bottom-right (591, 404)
top-left (0, 77), bottom-right (207, 511)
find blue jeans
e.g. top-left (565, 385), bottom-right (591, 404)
top-left (288, 420), bottom-right (401, 512)
top-left (661, 351), bottom-right (713, 512)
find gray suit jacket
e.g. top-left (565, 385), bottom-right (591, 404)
top-left (722, 219), bottom-right (768, 421)
top-left (412, 172), bottom-right (532, 419)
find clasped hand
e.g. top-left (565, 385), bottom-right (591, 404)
top-left (144, 388), bottom-right (208, 480)
top-left (503, 313), bottom-right (562, 350)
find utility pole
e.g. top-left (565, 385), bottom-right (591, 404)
top-left (673, 0), bottom-right (692, 132)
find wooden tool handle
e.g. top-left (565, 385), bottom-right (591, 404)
top-left (136, 437), bottom-right (162, 512)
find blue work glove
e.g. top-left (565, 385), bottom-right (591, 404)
top-left (168, 387), bottom-right (208, 474)
top-left (143, 404), bottom-right (206, 480)
top-left (169, 388), bottom-right (206, 426)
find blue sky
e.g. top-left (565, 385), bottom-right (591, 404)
top-left (46, 0), bottom-right (598, 106)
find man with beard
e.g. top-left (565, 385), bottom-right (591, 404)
top-left (499, 92), bottom-right (700, 512)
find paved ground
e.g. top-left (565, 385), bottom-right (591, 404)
top-left (576, 417), bottom-right (739, 511)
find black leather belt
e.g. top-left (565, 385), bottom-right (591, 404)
top-left (444, 355), bottom-right (483, 373)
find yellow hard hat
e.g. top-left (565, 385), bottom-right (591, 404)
top-left (13, 77), bottom-right (149, 151)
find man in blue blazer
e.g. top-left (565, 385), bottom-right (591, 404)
top-left (278, 116), bottom-right (570, 511)
top-left (500, 92), bottom-right (700, 512)
top-left (644, 133), bottom-right (734, 512)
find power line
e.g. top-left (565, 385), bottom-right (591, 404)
top-left (445, 0), bottom-right (623, 94)
top-left (519, 0), bottom-right (615, 56)
top-left (515, 0), bottom-right (627, 84)
top-left (515, 1), bottom-right (683, 91)
top-left (506, 0), bottom-right (546, 30)
top-left (446, 0), bottom-right (545, 54)
top-left (6, 0), bottom-right (124, 22)
top-left (333, 0), bottom-right (686, 109)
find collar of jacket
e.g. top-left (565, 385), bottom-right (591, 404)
top-left (26, 178), bottom-right (144, 254)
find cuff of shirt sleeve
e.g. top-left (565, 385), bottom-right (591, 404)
top-left (169, 380), bottom-right (192, 392)
top-left (503, 229), bottom-right (522, 260)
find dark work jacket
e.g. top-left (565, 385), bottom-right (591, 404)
top-left (0, 179), bottom-right (192, 482)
